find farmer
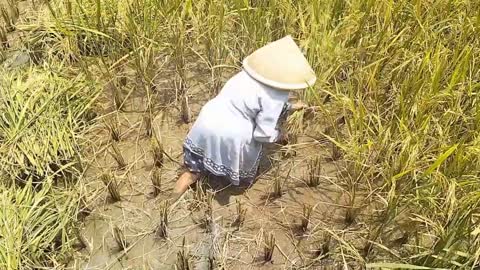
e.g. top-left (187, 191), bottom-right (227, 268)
top-left (173, 35), bottom-right (317, 199)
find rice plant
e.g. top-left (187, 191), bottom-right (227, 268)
top-left (155, 200), bottom-right (169, 238)
top-left (144, 113), bottom-right (153, 138)
top-left (0, 26), bottom-right (8, 49)
top-left (1, 7), bottom-right (14, 32)
top-left (105, 117), bottom-right (121, 142)
top-left (301, 204), bottom-right (313, 232)
top-left (176, 237), bottom-right (191, 270)
top-left (272, 173), bottom-right (282, 198)
top-left (307, 156), bottom-right (322, 187)
top-left (110, 142), bottom-right (127, 169)
top-left (263, 232), bottom-right (275, 262)
top-left (150, 135), bottom-right (164, 168)
top-left (101, 173), bottom-right (121, 202)
top-left (232, 199), bottom-right (247, 229)
top-left (5, 0), bottom-right (480, 268)
top-left (113, 225), bottom-right (129, 251)
top-left (151, 167), bottom-right (162, 197)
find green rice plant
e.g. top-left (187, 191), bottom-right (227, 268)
top-left (155, 200), bottom-right (169, 238)
top-left (101, 172), bottom-right (121, 202)
top-left (263, 232), bottom-right (275, 262)
top-left (307, 156), bottom-right (322, 187)
top-left (113, 225), bottom-right (128, 251)
top-left (110, 142), bottom-right (126, 169)
top-left (151, 167), bottom-right (162, 197)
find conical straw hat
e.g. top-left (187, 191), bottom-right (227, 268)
top-left (243, 35), bottom-right (316, 90)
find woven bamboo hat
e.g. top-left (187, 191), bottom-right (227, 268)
top-left (243, 35), bottom-right (316, 90)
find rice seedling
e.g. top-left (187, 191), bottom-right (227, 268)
top-left (176, 237), bottom-right (191, 270)
top-left (263, 232), bottom-right (275, 262)
top-left (151, 167), bottom-right (162, 197)
top-left (307, 156), bottom-right (322, 187)
top-left (301, 204), bottom-right (313, 232)
top-left (150, 135), bottom-right (163, 168)
top-left (110, 142), bottom-right (127, 169)
top-left (155, 200), bottom-right (169, 238)
top-left (113, 225), bottom-right (129, 251)
top-left (101, 173), bottom-right (121, 202)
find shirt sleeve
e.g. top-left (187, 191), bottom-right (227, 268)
top-left (253, 96), bottom-right (290, 143)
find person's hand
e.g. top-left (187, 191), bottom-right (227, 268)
top-left (290, 102), bottom-right (308, 112)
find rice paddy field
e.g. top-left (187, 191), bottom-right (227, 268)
top-left (1, 0), bottom-right (480, 269)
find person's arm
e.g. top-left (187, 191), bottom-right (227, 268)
top-left (253, 96), bottom-right (288, 143)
